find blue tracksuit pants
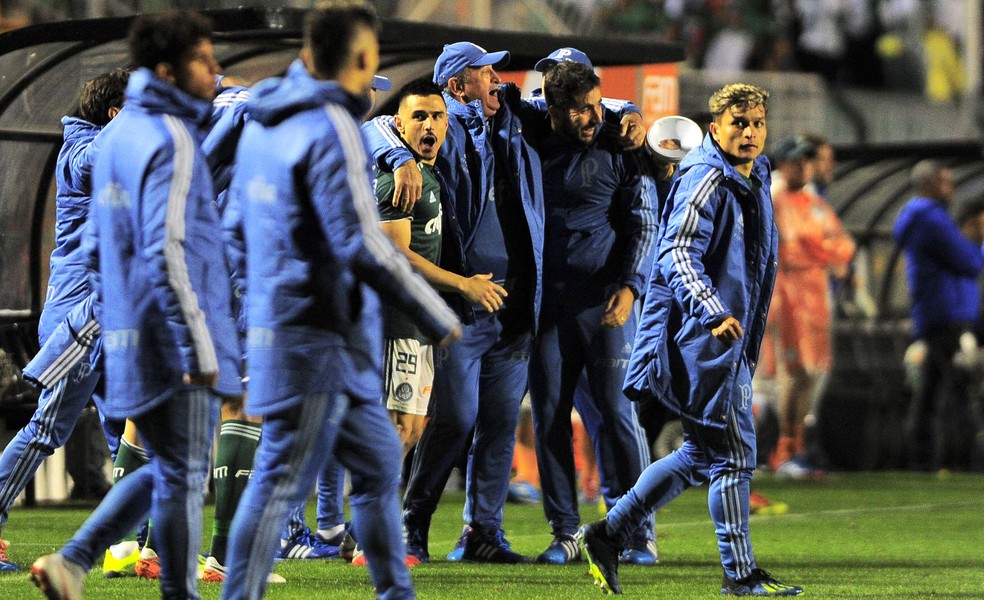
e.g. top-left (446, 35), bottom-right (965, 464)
top-left (0, 363), bottom-right (100, 529)
top-left (222, 392), bottom-right (412, 600)
top-left (404, 311), bottom-right (530, 531)
top-left (281, 455), bottom-right (345, 541)
top-left (529, 300), bottom-right (651, 538)
top-left (605, 362), bottom-right (757, 581)
top-left (62, 387), bottom-right (218, 600)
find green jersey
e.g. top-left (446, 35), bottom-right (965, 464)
top-left (375, 162), bottom-right (444, 341)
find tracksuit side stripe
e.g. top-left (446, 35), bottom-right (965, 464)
top-left (161, 115), bottom-right (218, 375)
top-left (670, 170), bottom-right (727, 316)
top-left (35, 319), bottom-right (100, 387)
top-left (0, 378), bottom-right (69, 518)
top-left (182, 388), bottom-right (209, 594)
top-left (721, 404), bottom-right (753, 579)
top-left (243, 396), bottom-right (337, 597)
top-left (370, 116), bottom-right (404, 150)
top-left (626, 162), bottom-right (658, 278)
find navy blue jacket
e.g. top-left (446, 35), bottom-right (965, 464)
top-left (893, 196), bottom-right (983, 338)
top-left (539, 126), bottom-right (657, 306)
top-left (624, 133), bottom-right (777, 428)
top-left (231, 61), bottom-right (459, 414)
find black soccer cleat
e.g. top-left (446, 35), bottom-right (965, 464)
top-left (722, 568), bottom-right (804, 596)
top-left (578, 520), bottom-right (622, 595)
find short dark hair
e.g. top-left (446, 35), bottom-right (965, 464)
top-left (305, 0), bottom-right (380, 79)
top-left (128, 11), bottom-right (212, 71)
top-left (543, 61), bottom-right (600, 110)
top-left (77, 68), bottom-right (130, 126)
top-left (397, 77), bottom-right (445, 109)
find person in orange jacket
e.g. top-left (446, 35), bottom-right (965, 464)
top-left (768, 134), bottom-right (855, 478)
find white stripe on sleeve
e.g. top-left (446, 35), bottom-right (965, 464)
top-left (162, 115), bottom-right (218, 374)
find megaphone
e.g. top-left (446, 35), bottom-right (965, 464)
top-left (645, 115), bottom-right (703, 164)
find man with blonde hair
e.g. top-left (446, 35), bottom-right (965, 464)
top-left (579, 83), bottom-right (803, 597)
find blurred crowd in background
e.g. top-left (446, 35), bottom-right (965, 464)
top-left (0, 0), bottom-right (973, 103)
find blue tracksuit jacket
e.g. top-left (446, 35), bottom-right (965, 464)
top-left (623, 133), bottom-right (777, 428)
top-left (893, 196), bottom-right (984, 338)
top-left (231, 60), bottom-right (459, 415)
top-left (88, 67), bottom-right (242, 418)
top-left (539, 126), bottom-right (657, 303)
top-left (39, 117), bottom-right (104, 344)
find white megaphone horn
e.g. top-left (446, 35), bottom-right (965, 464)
top-left (645, 115), bottom-right (703, 164)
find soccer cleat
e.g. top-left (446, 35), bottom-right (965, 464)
top-left (30, 553), bottom-right (85, 600)
top-left (316, 524), bottom-right (349, 548)
top-left (461, 527), bottom-right (530, 564)
top-left (201, 555), bottom-right (286, 584)
top-left (278, 527), bottom-right (339, 559)
top-left (721, 568), bottom-right (803, 596)
top-left (404, 522), bottom-right (430, 563)
top-left (535, 533), bottom-right (581, 564)
top-left (102, 540), bottom-right (140, 578)
top-left (135, 546), bottom-right (160, 580)
top-left (775, 458), bottom-right (824, 481)
top-left (445, 525), bottom-right (470, 561)
top-left (619, 537), bottom-right (659, 565)
top-left (749, 491), bottom-right (789, 516)
top-left (0, 538), bottom-right (19, 572)
top-left (350, 546), bottom-right (422, 568)
top-left (578, 520), bottom-right (622, 595)
top-left (339, 530), bottom-right (358, 562)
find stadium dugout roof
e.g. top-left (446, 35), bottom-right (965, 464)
top-left (0, 7), bottom-right (684, 323)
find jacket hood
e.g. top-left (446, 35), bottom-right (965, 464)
top-left (444, 91), bottom-right (488, 127)
top-left (60, 116), bottom-right (100, 143)
top-left (893, 196), bottom-right (940, 243)
top-left (247, 60), bottom-right (371, 126)
top-left (679, 132), bottom-right (771, 190)
top-left (125, 67), bottom-right (212, 124)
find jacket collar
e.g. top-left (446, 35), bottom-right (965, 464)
top-left (125, 67), bottom-right (212, 124)
top-left (444, 92), bottom-right (488, 129)
top-left (60, 116), bottom-right (100, 141)
top-left (681, 132), bottom-right (771, 191)
top-left (247, 59), bottom-right (371, 126)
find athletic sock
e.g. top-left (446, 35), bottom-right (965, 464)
top-left (112, 437), bottom-right (150, 543)
top-left (112, 437), bottom-right (149, 483)
top-left (317, 524), bottom-right (345, 543)
top-left (209, 419), bottom-right (261, 563)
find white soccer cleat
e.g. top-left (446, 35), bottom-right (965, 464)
top-left (30, 553), bottom-right (85, 600)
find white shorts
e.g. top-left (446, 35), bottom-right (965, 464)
top-left (383, 338), bottom-right (434, 416)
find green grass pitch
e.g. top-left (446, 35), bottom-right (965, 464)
top-left (0, 472), bottom-right (980, 598)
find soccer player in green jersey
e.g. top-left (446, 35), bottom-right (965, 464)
top-left (375, 77), bottom-right (507, 464)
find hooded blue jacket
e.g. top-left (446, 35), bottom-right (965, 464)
top-left (893, 196), bottom-right (983, 338)
top-left (39, 117), bottom-right (104, 344)
top-left (623, 133), bottom-right (777, 429)
top-left (88, 68), bottom-right (242, 418)
top-left (231, 61), bottom-right (460, 415)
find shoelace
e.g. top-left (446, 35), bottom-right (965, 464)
top-left (492, 529), bottom-right (512, 550)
